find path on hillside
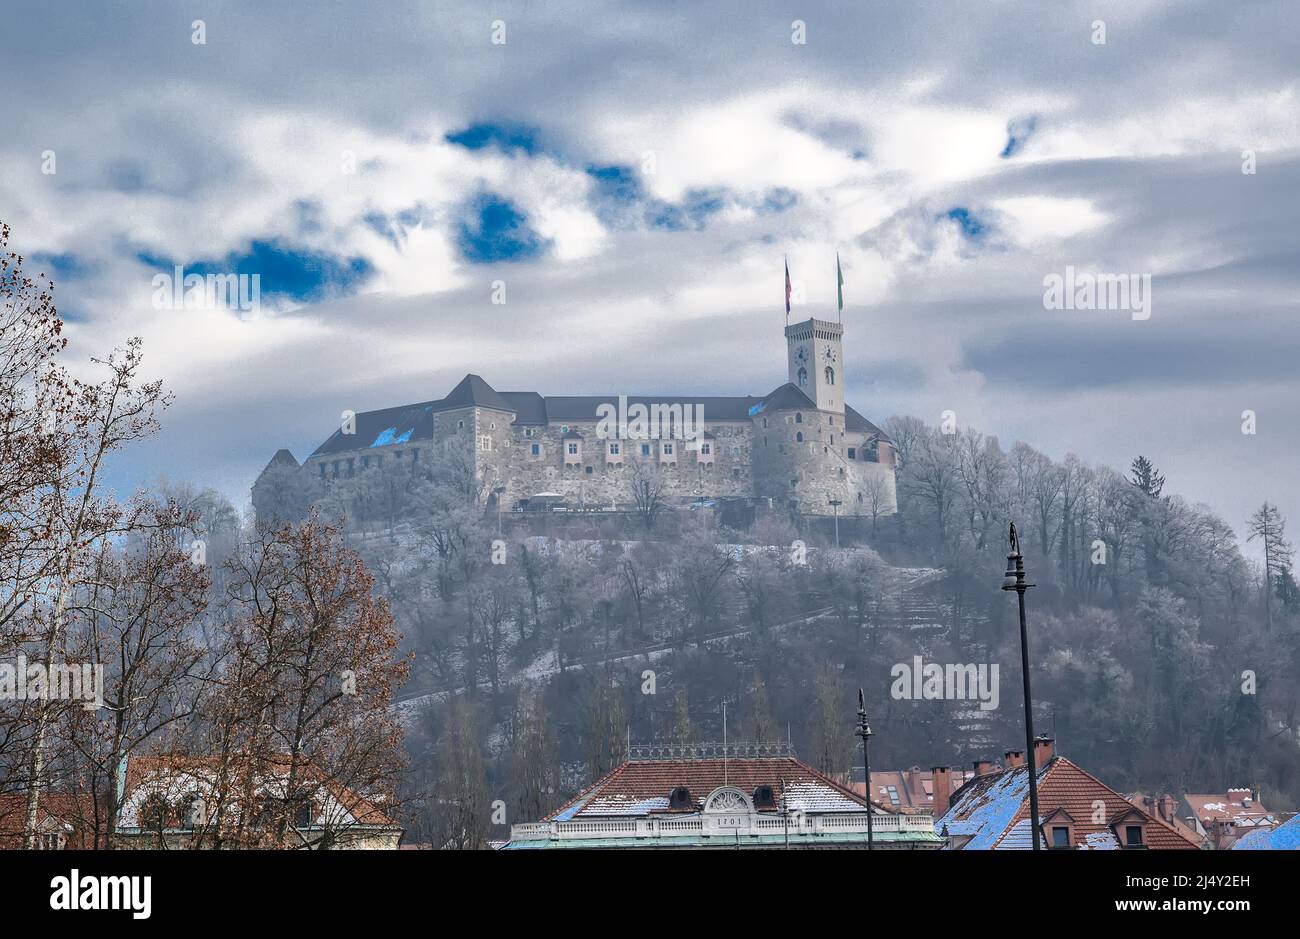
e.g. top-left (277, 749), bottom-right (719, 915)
top-left (391, 564), bottom-right (950, 725)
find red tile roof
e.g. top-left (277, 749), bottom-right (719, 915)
top-left (940, 755), bottom-right (1202, 850)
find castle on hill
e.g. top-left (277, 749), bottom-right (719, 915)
top-left (252, 315), bottom-right (897, 519)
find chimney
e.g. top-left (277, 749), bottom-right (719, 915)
top-left (972, 759), bottom-right (994, 777)
top-left (931, 766), bottom-right (951, 819)
top-left (1159, 795), bottom-right (1177, 822)
top-left (1032, 736), bottom-right (1055, 770)
top-left (1004, 749), bottom-right (1024, 769)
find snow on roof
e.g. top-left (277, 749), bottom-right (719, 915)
top-left (1081, 831), bottom-right (1121, 850)
top-left (1232, 814), bottom-right (1300, 850)
top-left (937, 764), bottom-right (1037, 850)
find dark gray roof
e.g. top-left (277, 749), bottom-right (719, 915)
top-left (311, 400), bottom-right (438, 457)
top-left (753, 382), bottom-right (816, 414)
top-left (541, 395), bottom-right (764, 423)
top-left (307, 374), bottom-right (889, 456)
top-left (441, 374), bottom-right (516, 413)
top-left (498, 391), bottom-right (547, 425)
top-left (846, 405), bottom-right (891, 443)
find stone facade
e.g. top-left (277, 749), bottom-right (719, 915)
top-left (254, 316), bottom-right (896, 518)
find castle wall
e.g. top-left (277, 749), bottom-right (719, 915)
top-left (496, 418), bottom-right (755, 508)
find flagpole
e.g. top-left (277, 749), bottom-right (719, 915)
top-left (836, 252), bottom-right (844, 324)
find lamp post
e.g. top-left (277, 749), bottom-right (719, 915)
top-left (855, 688), bottom-right (875, 849)
top-left (1001, 522), bottom-right (1041, 851)
top-left (828, 498), bottom-right (842, 548)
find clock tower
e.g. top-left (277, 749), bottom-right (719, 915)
top-left (785, 317), bottom-right (844, 414)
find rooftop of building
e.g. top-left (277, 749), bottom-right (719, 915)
top-left (936, 740), bottom-right (1202, 850)
top-left (304, 373), bottom-right (890, 458)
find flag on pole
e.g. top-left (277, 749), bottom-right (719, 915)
top-left (836, 252), bottom-right (844, 319)
top-left (784, 257), bottom-right (792, 320)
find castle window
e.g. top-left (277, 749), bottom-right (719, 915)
top-left (796, 432), bottom-right (803, 443)
top-left (412, 448), bottom-right (420, 462)
top-left (790, 478), bottom-right (798, 488)
top-left (567, 443), bottom-right (578, 455)
top-left (701, 443), bottom-right (711, 455)
top-left (457, 420), bottom-right (465, 430)
top-left (797, 367), bottom-right (807, 386)
top-left (361, 456), bottom-right (370, 469)
top-left (848, 447), bottom-right (855, 459)
top-left (825, 366), bottom-right (835, 385)
top-left (609, 442), bottom-right (620, 455)
top-left (795, 413), bottom-right (802, 423)
top-left (663, 442), bottom-right (673, 455)
top-left (762, 418), bottom-right (768, 428)
top-left (319, 463), bottom-right (326, 479)
top-left (478, 436), bottom-right (493, 451)
top-left (531, 443), bottom-right (541, 456)
top-left (585, 466), bottom-right (593, 474)
top-left (640, 443), bottom-right (651, 456)
top-left (830, 434), bottom-right (834, 444)
top-left (332, 461), bottom-right (340, 478)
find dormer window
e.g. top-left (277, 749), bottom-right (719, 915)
top-left (1124, 825), bottom-right (1145, 848)
top-left (1042, 807), bottom-right (1076, 849)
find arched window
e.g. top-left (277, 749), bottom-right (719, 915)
top-left (825, 366), bottom-right (835, 385)
top-left (795, 413), bottom-right (803, 424)
top-left (796, 431), bottom-right (803, 442)
top-left (797, 367), bottom-right (807, 386)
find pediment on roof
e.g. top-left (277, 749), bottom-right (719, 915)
top-left (702, 786), bottom-right (754, 814)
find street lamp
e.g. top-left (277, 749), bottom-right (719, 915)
top-left (855, 688), bottom-right (875, 850)
top-left (828, 498), bottom-right (843, 548)
top-left (1001, 522), bottom-right (1041, 851)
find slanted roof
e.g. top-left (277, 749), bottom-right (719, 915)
top-left (305, 375), bottom-right (890, 457)
top-left (499, 391), bottom-right (547, 425)
top-left (547, 756), bottom-right (889, 821)
top-left (845, 404), bottom-right (891, 442)
top-left (755, 382), bottom-right (817, 414)
top-left (441, 373), bottom-right (516, 413)
top-left (1233, 813), bottom-right (1300, 850)
top-left (255, 448), bottom-right (300, 481)
top-left (312, 400), bottom-right (438, 457)
top-left (938, 756), bottom-right (1201, 850)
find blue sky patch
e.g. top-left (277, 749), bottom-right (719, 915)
top-left (942, 207), bottom-right (988, 241)
top-left (446, 122), bottom-right (544, 157)
top-left (1000, 115), bottom-right (1039, 158)
top-left (455, 192), bottom-right (548, 263)
top-left (139, 239), bottom-right (374, 303)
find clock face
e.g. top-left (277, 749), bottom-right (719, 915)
top-left (822, 347), bottom-right (836, 364)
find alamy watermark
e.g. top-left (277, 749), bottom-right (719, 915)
top-left (594, 395), bottom-right (704, 441)
top-left (1043, 265), bottom-right (1151, 320)
top-left (890, 656), bottom-right (1000, 711)
top-left (0, 654), bottom-right (104, 710)
top-left (151, 265), bottom-right (261, 317)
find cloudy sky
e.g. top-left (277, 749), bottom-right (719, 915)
top-left (2, 0), bottom-right (1297, 552)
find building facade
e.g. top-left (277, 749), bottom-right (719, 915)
top-left (504, 744), bottom-right (940, 850)
top-left (253, 316), bottom-right (897, 519)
